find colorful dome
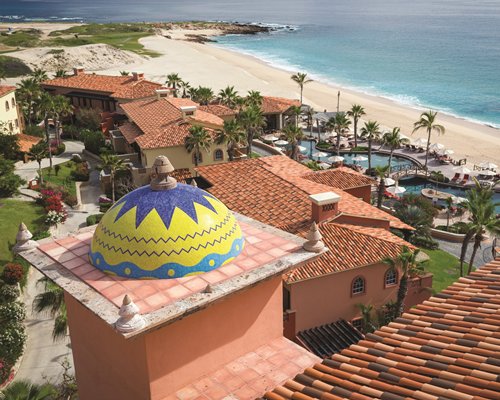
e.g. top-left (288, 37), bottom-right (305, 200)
top-left (89, 158), bottom-right (244, 279)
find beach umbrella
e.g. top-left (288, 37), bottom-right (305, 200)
top-left (328, 155), bottom-right (345, 163)
top-left (479, 161), bottom-right (498, 169)
top-left (312, 151), bottom-right (328, 159)
top-left (275, 140), bottom-right (289, 146)
top-left (479, 169), bottom-right (496, 176)
top-left (262, 134), bottom-right (278, 142)
top-left (352, 155), bottom-right (368, 162)
top-left (439, 149), bottom-right (454, 156)
top-left (451, 195), bottom-right (468, 204)
top-left (386, 185), bottom-right (406, 195)
top-left (298, 145), bottom-right (307, 153)
top-left (384, 177), bottom-right (396, 186)
top-left (429, 143), bottom-right (445, 151)
top-left (318, 162), bottom-right (331, 170)
top-left (453, 165), bottom-right (471, 174)
top-left (413, 138), bottom-right (429, 147)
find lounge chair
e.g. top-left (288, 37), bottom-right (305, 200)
top-left (460, 174), bottom-right (470, 185)
top-left (451, 173), bottom-right (460, 183)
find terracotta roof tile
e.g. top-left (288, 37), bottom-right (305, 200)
top-left (16, 133), bottom-right (41, 153)
top-left (118, 122), bottom-right (141, 144)
top-left (42, 73), bottom-right (161, 100)
top-left (303, 167), bottom-right (375, 190)
top-left (199, 104), bottom-right (237, 117)
top-left (261, 96), bottom-right (301, 114)
top-left (0, 85), bottom-right (16, 97)
top-left (165, 97), bottom-right (198, 108)
top-left (263, 258), bottom-right (500, 400)
top-left (189, 109), bottom-right (225, 126)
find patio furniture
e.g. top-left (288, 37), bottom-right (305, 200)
top-left (450, 173), bottom-right (460, 183)
top-left (460, 174), bottom-right (470, 185)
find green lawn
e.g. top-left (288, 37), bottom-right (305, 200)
top-left (41, 161), bottom-right (77, 196)
top-left (422, 249), bottom-right (468, 293)
top-left (0, 199), bottom-right (47, 264)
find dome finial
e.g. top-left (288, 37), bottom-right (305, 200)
top-left (151, 155), bottom-right (177, 191)
top-left (13, 222), bottom-right (39, 254)
top-left (303, 221), bottom-right (325, 253)
top-left (116, 294), bottom-right (146, 333)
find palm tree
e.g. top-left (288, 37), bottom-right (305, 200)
top-left (382, 127), bottom-right (409, 174)
top-left (444, 196), bottom-right (453, 230)
top-left (193, 86), bottom-right (214, 105)
top-left (326, 112), bottom-right (351, 156)
top-left (51, 95), bottom-right (72, 145)
top-left (16, 77), bottom-right (42, 126)
top-left (179, 80), bottom-right (191, 98)
top-left (119, 71), bottom-right (130, 76)
top-left (0, 380), bottom-right (55, 400)
top-left (97, 155), bottom-right (127, 203)
top-left (28, 142), bottom-right (48, 184)
top-left (218, 86), bottom-right (239, 109)
top-left (31, 68), bottom-right (48, 83)
top-left (54, 69), bottom-right (68, 78)
top-left (459, 181), bottom-right (500, 276)
top-left (346, 104), bottom-right (365, 148)
top-left (33, 277), bottom-right (67, 342)
top-left (185, 125), bottom-right (213, 167)
top-left (283, 124), bottom-right (305, 161)
top-left (288, 105), bottom-right (302, 128)
top-left (356, 303), bottom-right (376, 334)
top-left (383, 246), bottom-right (425, 318)
top-left (216, 119), bottom-right (246, 161)
top-left (38, 92), bottom-right (56, 168)
top-left (374, 165), bottom-right (390, 209)
top-left (360, 120), bottom-right (381, 171)
top-left (305, 107), bottom-right (315, 139)
top-left (238, 105), bottom-right (266, 156)
top-left (290, 72), bottom-right (312, 104)
top-left (246, 90), bottom-right (263, 108)
top-left (412, 110), bottom-right (445, 170)
top-left (166, 73), bottom-right (182, 97)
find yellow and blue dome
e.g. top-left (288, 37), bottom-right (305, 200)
top-left (89, 182), bottom-right (244, 279)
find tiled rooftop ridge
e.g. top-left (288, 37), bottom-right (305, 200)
top-left (262, 258), bottom-right (500, 400)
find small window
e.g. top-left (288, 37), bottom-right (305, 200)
top-left (11, 98), bottom-right (15, 107)
top-left (214, 149), bottom-right (224, 161)
top-left (352, 276), bottom-right (365, 295)
top-left (5, 101), bottom-right (9, 111)
top-left (385, 268), bottom-right (398, 287)
top-left (8, 122), bottom-right (13, 132)
top-left (351, 318), bottom-right (363, 331)
top-left (15, 119), bottom-right (19, 128)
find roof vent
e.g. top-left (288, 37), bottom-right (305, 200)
top-left (180, 105), bottom-right (197, 119)
top-left (132, 72), bottom-right (144, 81)
top-left (310, 192), bottom-right (340, 223)
top-left (73, 67), bottom-right (85, 76)
top-left (155, 88), bottom-right (173, 100)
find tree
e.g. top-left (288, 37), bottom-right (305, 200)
top-left (356, 304), bottom-right (376, 334)
top-left (0, 156), bottom-right (25, 197)
top-left (54, 69), bottom-right (68, 78)
top-left (444, 196), bottom-right (453, 230)
top-left (383, 245), bottom-right (425, 318)
top-left (217, 86), bottom-right (239, 109)
top-left (119, 71), bottom-right (130, 76)
top-left (288, 105), bottom-right (302, 128)
top-left (97, 155), bottom-right (127, 203)
top-left (382, 127), bottom-right (409, 174)
top-left (179, 80), bottom-right (191, 98)
top-left (28, 142), bottom-right (48, 185)
top-left (360, 120), bottom-right (381, 171)
top-left (238, 104), bottom-right (266, 156)
top-left (326, 112), bottom-right (351, 156)
top-left (50, 95), bottom-right (72, 145)
top-left (166, 73), bottom-right (182, 97)
top-left (215, 119), bottom-right (246, 161)
top-left (290, 72), bottom-right (312, 104)
top-left (283, 124), bottom-right (304, 161)
top-left (0, 380), bottom-right (55, 400)
top-left (374, 165), bottom-right (389, 209)
top-left (305, 107), bottom-right (315, 139)
top-left (192, 86), bottom-right (214, 105)
top-left (38, 92), bottom-right (57, 168)
top-left (346, 104), bottom-right (365, 148)
top-left (245, 90), bottom-right (263, 108)
top-left (16, 77), bottom-right (42, 126)
top-left (412, 110), bottom-right (445, 170)
top-left (185, 125), bottom-right (213, 167)
top-left (459, 181), bottom-right (500, 276)
top-left (0, 129), bottom-right (20, 160)
top-left (30, 68), bottom-right (48, 84)
top-left (33, 277), bottom-right (67, 342)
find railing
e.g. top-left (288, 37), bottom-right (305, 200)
top-left (391, 165), bottom-right (430, 180)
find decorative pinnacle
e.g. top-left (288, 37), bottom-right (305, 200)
top-left (303, 222), bottom-right (325, 253)
top-left (190, 179), bottom-right (198, 187)
top-left (115, 294), bottom-right (146, 333)
top-left (150, 155), bottom-right (177, 191)
top-left (13, 222), bottom-right (39, 254)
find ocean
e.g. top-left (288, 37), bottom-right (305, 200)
top-left (3, 0), bottom-right (500, 128)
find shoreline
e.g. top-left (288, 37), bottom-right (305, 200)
top-left (2, 22), bottom-right (499, 165)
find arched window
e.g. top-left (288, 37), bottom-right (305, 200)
top-left (5, 101), bottom-right (9, 111)
top-left (385, 268), bottom-right (398, 287)
top-left (351, 276), bottom-right (365, 295)
top-left (11, 98), bottom-right (16, 107)
top-left (214, 149), bottom-right (224, 161)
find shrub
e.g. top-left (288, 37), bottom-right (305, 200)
top-left (70, 163), bottom-right (89, 181)
top-left (0, 321), bottom-right (27, 365)
top-left (86, 213), bottom-right (104, 226)
top-left (0, 284), bottom-right (20, 304)
top-left (62, 124), bottom-right (80, 139)
top-left (1, 263), bottom-right (24, 285)
top-left (411, 235), bottom-right (439, 250)
top-left (45, 210), bottom-right (67, 225)
top-left (80, 129), bottom-right (105, 155)
top-left (0, 302), bottom-right (26, 323)
top-left (0, 156), bottom-right (25, 198)
top-left (32, 230), bottom-right (51, 241)
top-left (75, 109), bottom-right (101, 131)
top-left (23, 125), bottom-right (45, 138)
top-left (0, 357), bottom-right (12, 385)
top-left (63, 194), bottom-right (78, 207)
top-left (99, 202), bottom-right (112, 213)
top-left (0, 55), bottom-right (32, 78)
top-left (53, 143), bottom-right (66, 156)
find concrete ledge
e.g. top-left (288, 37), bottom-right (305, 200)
top-left (253, 140), bottom-right (283, 156)
top-left (430, 227), bottom-right (465, 242)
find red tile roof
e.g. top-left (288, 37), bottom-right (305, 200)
top-left (0, 85), bottom-right (16, 97)
top-left (42, 73), bottom-right (161, 100)
top-left (261, 96), bottom-right (301, 114)
top-left (263, 257), bottom-right (500, 400)
top-left (303, 167), bottom-right (375, 190)
top-left (118, 122), bottom-right (141, 144)
top-left (17, 133), bottom-right (41, 153)
top-left (165, 97), bottom-right (198, 108)
top-left (199, 104), bottom-right (237, 117)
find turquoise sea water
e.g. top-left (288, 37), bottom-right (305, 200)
top-left (4, 0), bottom-right (500, 129)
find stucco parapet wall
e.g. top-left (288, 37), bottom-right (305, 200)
top-left (18, 213), bottom-right (324, 339)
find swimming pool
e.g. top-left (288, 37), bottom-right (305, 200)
top-left (300, 139), bottom-right (415, 169)
top-left (399, 177), bottom-right (500, 213)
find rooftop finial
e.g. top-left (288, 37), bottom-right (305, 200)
top-left (13, 222), bottom-right (39, 254)
top-left (190, 179), bottom-right (197, 187)
top-left (115, 294), bottom-right (146, 333)
top-left (303, 221), bottom-right (325, 253)
top-left (150, 155), bottom-right (177, 191)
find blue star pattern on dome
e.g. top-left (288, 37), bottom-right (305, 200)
top-left (112, 184), bottom-right (217, 229)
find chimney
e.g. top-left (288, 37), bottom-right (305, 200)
top-left (310, 192), bottom-right (341, 223)
top-left (155, 88), bottom-right (172, 100)
top-left (132, 72), bottom-right (144, 81)
top-left (180, 105), bottom-right (197, 120)
top-left (73, 67), bottom-right (85, 76)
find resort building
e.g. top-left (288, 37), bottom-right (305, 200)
top-left (41, 68), bottom-right (163, 113)
top-left (196, 156), bottom-right (433, 337)
top-left (19, 157), bottom-right (323, 399)
top-left (260, 96), bottom-right (301, 131)
top-left (0, 85), bottom-right (22, 135)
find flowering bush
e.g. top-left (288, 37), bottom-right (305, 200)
top-left (1, 263), bottom-right (23, 285)
top-left (0, 284), bottom-right (20, 304)
top-left (0, 322), bottom-right (26, 365)
top-left (0, 358), bottom-right (12, 385)
top-left (98, 195), bottom-right (112, 204)
top-left (0, 302), bottom-right (26, 323)
top-left (45, 210), bottom-right (68, 225)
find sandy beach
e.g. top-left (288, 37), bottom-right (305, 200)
top-left (3, 23), bottom-right (499, 165)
